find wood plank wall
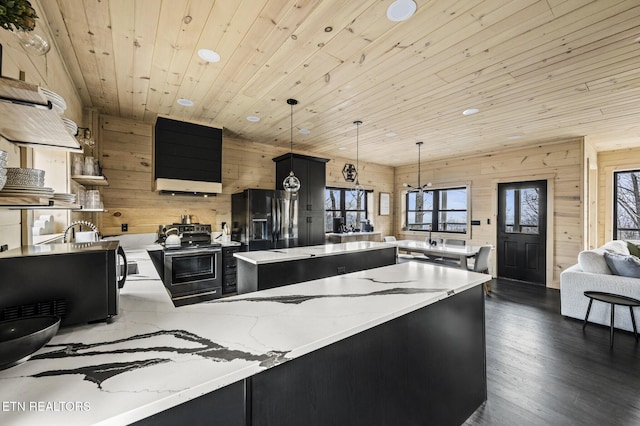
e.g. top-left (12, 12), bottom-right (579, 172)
top-left (95, 115), bottom-right (395, 237)
top-left (597, 147), bottom-right (640, 246)
top-left (394, 138), bottom-right (585, 289)
top-left (584, 137), bottom-right (599, 250)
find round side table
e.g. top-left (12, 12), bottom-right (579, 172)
top-left (583, 291), bottom-right (640, 347)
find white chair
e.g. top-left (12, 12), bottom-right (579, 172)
top-left (383, 236), bottom-right (413, 262)
top-left (468, 245), bottom-right (492, 293)
top-left (470, 245), bottom-right (491, 273)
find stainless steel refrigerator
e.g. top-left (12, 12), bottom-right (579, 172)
top-left (231, 189), bottom-right (298, 250)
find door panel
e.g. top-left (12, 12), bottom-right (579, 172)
top-left (525, 243), bottom-right (539, 270)
top-left (497, 180), bottom-right (547, 284)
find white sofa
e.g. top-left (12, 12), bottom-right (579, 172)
top-left (560, 240), bottom-right (640, 332)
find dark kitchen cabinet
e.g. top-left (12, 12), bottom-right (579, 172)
top-left (274, 154), bottom-right (329, 247)
top-left (222, 245), bottom-right (239, 294)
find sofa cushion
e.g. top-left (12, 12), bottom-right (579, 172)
top-left (627, 241), bottom-right (640, 258)
top-left (578, 248), bottom-right (612, 274)
top-left (603, 252), bottom-right (640, 278)
top-left (602, 240), bottom-right (630, 255)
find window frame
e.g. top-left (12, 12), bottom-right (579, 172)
top-left (613, 169), bottom-right (640, 240)
top-left (325, 187), bottom-right (371, 232)
top-left (405, 186), bottom-right (469, 234)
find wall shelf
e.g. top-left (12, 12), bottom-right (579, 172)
top-left (0, 77), bottom-right (82, 152)
top-left (0, 195), bottom-right (80, 210)
top-left (77, 208), bottom-right (107, 212)
top-left (71, 175), bottom-right (109, 186)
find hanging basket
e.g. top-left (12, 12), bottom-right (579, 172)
top-left (0, 0), bottom-right (38, 32)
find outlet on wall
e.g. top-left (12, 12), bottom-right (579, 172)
top-left (121, 224), bottom-right (128, 232)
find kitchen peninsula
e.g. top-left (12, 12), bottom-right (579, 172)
top-left (325, 231), bottom-right (383, 243)
top-left (234, 241), bottom-right (396, 294)
top-left (0, 248), bottom-right (490, 425)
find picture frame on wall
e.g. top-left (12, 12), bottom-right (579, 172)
top-left (379, 192), bottom-right (390, 216)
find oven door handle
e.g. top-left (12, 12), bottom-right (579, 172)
top-left (117, 245), bottom-right (127, 289)
top-left (165, 248), bottom-right (222, 257)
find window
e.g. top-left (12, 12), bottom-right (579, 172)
top-left (405, 187), bottom-right (467, 233)
top-left (504, 187), bottom-right (540, 234)
top-left (614, 169), bottom-right (640, 240)
top-left (325, 187), bottom-right (370, 232)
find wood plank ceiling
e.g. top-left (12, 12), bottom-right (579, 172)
top-left (39, 0), bottom-right (640, 166)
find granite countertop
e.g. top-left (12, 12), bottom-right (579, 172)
top-left (0, 248), bottom-right (490, 425)
top-left (233, 241), bottom-right (394, 265)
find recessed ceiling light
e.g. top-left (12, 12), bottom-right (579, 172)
top-left (386, 132), bottom-right (397, 137)
top-left (177, 98), bottom-right (194, 106)
top-left (387, 0), bottom-right (417, 22)
top-left (198, 48), bottom-right (220, 63)
top-left (299, 129), bottom-right (310, 135)
top-left (339, 147), bottom-right (347, 151)
top-left (247, 116), bottom-right (260, 122)
top-left (507, 134), bottom-right (522, 140)
top-left (462, 108), bottom-right (480, 116)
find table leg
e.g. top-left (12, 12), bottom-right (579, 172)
top-left (630, 306), bottom-right (638, 341)
top-left (610, 304), bottom-right (615, 348)
top-left (583, 299), bottom-right (593, 330)
top-left (459, 256), bottom-right (468, 270)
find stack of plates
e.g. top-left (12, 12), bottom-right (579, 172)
top-left (5, 168), bottom-right (45, 187)
top-left (40, 88), bottom-right (67, 115)
top-left (0, 185), bottom-right (54, 198)
top-left (61, 117), bottom-right (78, 137)
top-left (53, 193), bottom-right (76, 203)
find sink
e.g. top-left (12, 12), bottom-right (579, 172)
top-left (0, 316), bottom-right (60, 370)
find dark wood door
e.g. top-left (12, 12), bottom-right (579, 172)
top-left (497, 180), bottom-right (547, 284)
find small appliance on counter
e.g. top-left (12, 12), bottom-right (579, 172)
top-left (153, 223), bottom-right (223, 306)
top-left (361, 219), bottom-right (374, 232)
top-left (0, 241), bottom-right (126, 327)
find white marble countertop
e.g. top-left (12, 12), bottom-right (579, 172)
top-left (233, 241), bottom-right (394, 265)
top-left (0, 249), bottom-right (490, 425)
top-left (325, 231), bottom-right (381, 236)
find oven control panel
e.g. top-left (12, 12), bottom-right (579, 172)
top-left (158, 224), bottom-right (212, 235)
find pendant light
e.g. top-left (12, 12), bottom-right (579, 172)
top-left (403, 141), bottom-right (432, 192)
top-left (283, 98), bottom-right (301, 193)
top-left (351, 120), bottom-right (365, 201)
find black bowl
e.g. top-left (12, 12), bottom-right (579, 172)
top-left (0, 315), bottom-right (61, 370)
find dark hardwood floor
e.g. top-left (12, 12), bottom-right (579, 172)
top-left (464, 278), bottom-right (640, 426)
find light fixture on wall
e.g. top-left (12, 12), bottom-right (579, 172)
top-left (282, 98), bottom-right (301, 193)
top-left (403, 141), bottom-right (432, 192)
top-left (351, 120), bottom-right (366, 202)
top-left (76, 127), bottom-right (95, 148)
top-left (14, 30), bottom-right (50, 55)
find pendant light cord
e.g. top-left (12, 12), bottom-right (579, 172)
top-left (287, 98), bottom-right (298, 173)
top-left (290, 101), bottom-right (294, 171)
top-left (356, 122), bottom-right (359, 181)
top-left (417, 141), bottom-right (421, 188)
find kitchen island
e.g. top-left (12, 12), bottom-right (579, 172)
top-left (234, 241), bottom-right (396, 294)
top-left (0, 248), bottom-right (490, 425)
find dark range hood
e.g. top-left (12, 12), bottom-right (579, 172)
top-left (153, 116), bottom-right (223, 195)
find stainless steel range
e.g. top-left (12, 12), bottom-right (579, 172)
top-left (158, 223), bottom-right (213, 246)
top-left (155, 223), bottom-right (222, 306)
